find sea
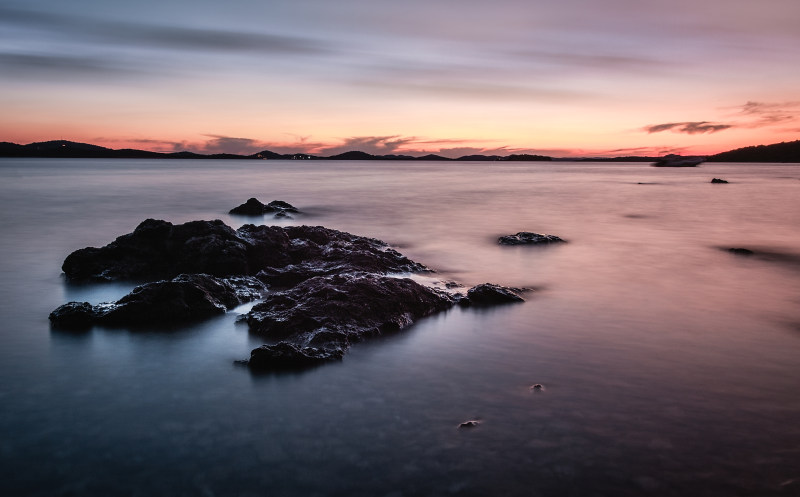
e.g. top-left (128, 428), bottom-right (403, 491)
top-left (1, 158), bottom-right (799, 497)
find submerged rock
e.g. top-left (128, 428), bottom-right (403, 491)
top-left (727, 247), bottom-right (754, 256)
top-left (230, 198), bottom-right (300, 217)
top-left (711, 178), bottom-right (729, 184)
top-left (458, 420), bottom-right (481, 428)
top-left (498, 232), bottom-right (566, 245)
top-left (463, 283), bottom-right (525, 305)
top-left (49, 274), bottom-right (267, 329)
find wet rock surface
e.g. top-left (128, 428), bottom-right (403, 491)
top-left (245, 272), bottom-right (454, 345)
top-left (54, 218), bottom-right (527, 370)
top-left (247, 342), bottom-right (345, 371)
top-left (711, 178), bottom-right (729, 184)
top-left (50, 274), bottom-right (267, 329)
top-left (463, 283), bottom-right (525, 305)
top-left (62, 219), bottom-right (427, 283)
top-left (498, 232), bottom-right (566, 245)
top-left (230, 198), bottom-right (300, 217)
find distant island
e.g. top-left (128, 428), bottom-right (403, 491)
top-left (1, 139), bottom-right (798, 162)
top-left (705, 140), bottom-right (800, 163)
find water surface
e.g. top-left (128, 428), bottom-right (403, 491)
top-left (1, 159), bottom-right (799, 496)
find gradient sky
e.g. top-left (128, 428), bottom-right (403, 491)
top-left (1, 0), bottom-right (798, 157)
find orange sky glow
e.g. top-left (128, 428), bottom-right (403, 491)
top-left (1, 0), bottom-right (798, 157)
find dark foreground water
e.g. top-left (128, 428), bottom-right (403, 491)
top-left (1, 159), bottom-right (799, 497)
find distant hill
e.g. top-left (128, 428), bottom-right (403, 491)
top-left (3, 138), bottom-right (798, 162)
top-left (707, 140), bottom-right (800, 163)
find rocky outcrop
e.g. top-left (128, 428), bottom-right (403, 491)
top-left (62, 219), bottom-right (251, 281)
top-left (498, 232), bottom-right (566, 245)
top-left (711, 178), bottom-right (729, 184)
top-left (247, 343), bottom-right (345, 371)
top-left (49, 274), bottom-right (267, 329)
top-left (229, 198), bottom-right (299, 217)
top-left (244, 272), bottom-right (454, 348)
top-left (55, 218), bottom-right (529, 370)
top-left (62, 219), bottom-right (427, 284)
top-left (463, 283), bottom-right (525, 305)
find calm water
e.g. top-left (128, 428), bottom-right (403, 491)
top-left (1, 159), bottom-right (799, 496)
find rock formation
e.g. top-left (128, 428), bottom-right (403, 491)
top-left (498, 232), bottom-right (566, 245)
top-left (54, 218), bottom-right (526, 370)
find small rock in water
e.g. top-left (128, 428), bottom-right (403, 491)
top-left (230, 198), bottom-right (300, 217)
top-left (463, 283), bottom-right (524, 306)
top-left (728, 247), bottom-right (754, 256)
top-left (530, 383), bottom-right (544, 391)
top-left (458, 420), bottom-right (480, 428)
top-left (498, 232), bottom-right (566, 245)
top-left (711, 178), bottom-right (729, 184)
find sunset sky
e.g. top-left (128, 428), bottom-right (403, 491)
top-left (1, 0), bottom-right (798, 157)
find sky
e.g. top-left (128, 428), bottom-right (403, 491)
top-left (1, 0), bottom-right (799, 157)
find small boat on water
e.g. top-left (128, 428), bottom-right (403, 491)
top-left (652, 154), bottom-right (705, 167)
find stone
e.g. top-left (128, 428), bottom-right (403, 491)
top-left (61, 220), bottom-right (428, 284)
top-left (711, 178), bottom-right (729, 184)
top-left (245, 272), bottom-right (454, 346)
top-left (49, 274), bottom-right (267, 329)
top-left (463, 283), bottom-right (524, 305)
top-left (246, 342), bottom-right (344, 371)
top-left (229, 198), bottom-right (300, 216)
top-left (498, 232), bottom-right (566, 245)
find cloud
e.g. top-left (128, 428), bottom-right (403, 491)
top-left (736, 101), bottom-right (800, 127)
top-left (644, 121), bottom-right (733, 134)
top-left (0, 6), bottom-right (332, 56)
top-left (0, 52), bottom-right (146, 79)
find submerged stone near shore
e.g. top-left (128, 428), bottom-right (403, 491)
top-left (230, 198), bottom-right (300, 217)
top-left (498, 232), bottom-right (566, 245)
top-left (49, 274), bottom-right (267, 329)
top-left (54, 218), bottom-right (527, 369)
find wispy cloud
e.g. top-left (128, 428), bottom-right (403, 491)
top-left (736, 101), bottom-right (800, 127)
top-left (0, 6), bottom-right (332, 56)
top-left (644, 121), bottom-right (734, 134)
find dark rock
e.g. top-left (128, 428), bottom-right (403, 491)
top-left (498, 232), bottom-right (566, 245)
top-left (464, 283), bottom-right (524, 305)
top-left (266, 200), bottom-right (299, 213)
top-left (57, 218), bottom-right (527, 370)
top-left (246, 272), bottom-right (454, 345)
top-left (728, 248), bottom-right (754, 256)
top-left (62, 219), bottom-right (250, 281)
top-left (459, 420), bottom-right (480, 428)
top-left (711, 178), bottom-right (729, 184)
top-left (229, 198), bottom-right (299, 216)
top-left (48, 301), bottom-right (96, 330)
top-left (49, 274), bottom-right (267, 329)
top-left (62, 220), bottom-right (427, 283)
top-left (246, 342), bottom-right (344, 371)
